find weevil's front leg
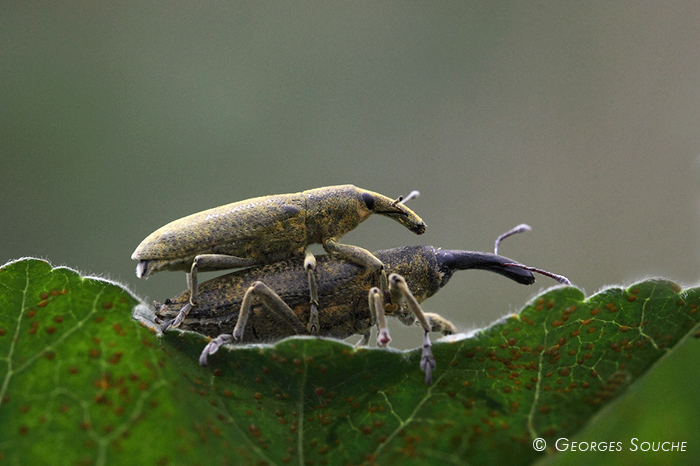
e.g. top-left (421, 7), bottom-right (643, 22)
top-left (323, 238), bottom-right (389, 298)
top-left (388, 273), bottom-right (436, 384)
top-left (163, 254), bottom-right (258, 332)
top-left (368, 287), bottom-right (391, 347)
top-left (304, 249), bottom-right (320, 334)
top-left (199, 280), bottom-right (306, 365)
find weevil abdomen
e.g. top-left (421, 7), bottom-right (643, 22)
top-left (132, 193), bottom-right (308, 276)
top-left (156, 252), bottom-right (375, 342)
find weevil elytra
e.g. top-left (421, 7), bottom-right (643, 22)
top-left (132, 185), bottom-right (425, 333)
top-left (153, 229), bottom-right (570, 384)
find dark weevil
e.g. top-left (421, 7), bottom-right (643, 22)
top-left (153, 227), bottom-right (569, 384)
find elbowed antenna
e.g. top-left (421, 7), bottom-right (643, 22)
top-left (491, 223), bottom-right (572, 285)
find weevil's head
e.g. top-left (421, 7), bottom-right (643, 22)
top-left (355, 187), bottom-right (426, 235)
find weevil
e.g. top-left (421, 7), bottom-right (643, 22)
top-left (153, 225), bottom-right (570, 384)
top-left (132, 185), bottom-right (425, 333)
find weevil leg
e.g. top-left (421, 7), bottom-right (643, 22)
top-left (190, 254), bottom-right (258, 305)
top-left (233, 281), bottom-right (307, 340)
top-left (424, 312), bottom-right (457, 336)
top-left (304, 249), bottom-right (320, 334)
top-left (199, 334), bottom-right (233, 365)
top-left (388, 273), bottom-right (436, 385)
top-left (162, 254), bottom-right (259, 332)
top-left (390, 306), bottom-right (416, 327)
top-left (388, 274), bottom-right (432, 332)
top-left (356, 331), bottom-right (371, 347)
top-left (323, 237), bottom-right (389, 298)
top-left (160, 302), bottom-right (192, 332)
top-left (199, 281), bottom-right (307, 365)
top-left (420, 330), bottom-right (436, 385)
top-left (369, 287), bottom-right (391, 347)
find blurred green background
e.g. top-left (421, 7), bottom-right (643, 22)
top-left (2, 1), bottom-right (700, 464)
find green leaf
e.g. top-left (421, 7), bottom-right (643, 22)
top-left (1, 258), bottom-right (699, 466)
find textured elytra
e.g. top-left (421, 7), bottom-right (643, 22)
top-left (1, 258), bottom-right (699, 466)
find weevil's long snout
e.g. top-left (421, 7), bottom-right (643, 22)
top-left (367, 190), bottom-right (426, 235)
top-left (435, 250), bottom-right (536, 285)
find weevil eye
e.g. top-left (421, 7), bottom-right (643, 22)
top-left (361, 192), bottom-right (375, 211)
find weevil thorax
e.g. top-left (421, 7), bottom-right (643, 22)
top-left (375, 246), bottom-right (443, 303)
top-left (302, 185), bottom-right (373, 242)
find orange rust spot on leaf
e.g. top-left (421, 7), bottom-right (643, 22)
top-left (38, 300), bottom-right (48, 308)
top-left (108, 353), bottom-right (123, 365)
top-left (103, 302), bottom-right (114, 310)
top-left (27, 310), bottom-right (37, 318)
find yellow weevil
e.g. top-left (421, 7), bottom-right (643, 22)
top-left (132, 185), bottom-right (425, 332)
top-left (153, 226), bottom-right (570, 384)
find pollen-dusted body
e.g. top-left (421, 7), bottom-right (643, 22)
top-left (132, 185), bottom-right (426, 331)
